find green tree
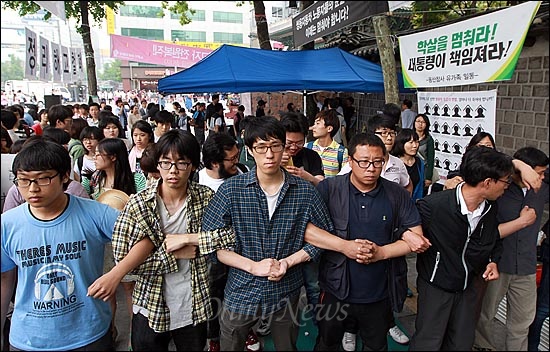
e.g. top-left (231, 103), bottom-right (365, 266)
top-left (160, 1), bottom-right (193, 26)
top-left (2, 1), bottom-right (125, 98)
top-left (410, 1), bottom-right (521, 28)
top-left (99, 59), bottom-right (121, 81)
top-left (1, 54), bottom-right (25, 83)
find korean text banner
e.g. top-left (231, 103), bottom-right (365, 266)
top-left (110, 34), bottom-right (212, 68)
top-left (399, 1), bottom-right (540, 88)
top-left (417, 90), bottom-right (496, 182)
top-left (292, 1), bottom-right (388, 48)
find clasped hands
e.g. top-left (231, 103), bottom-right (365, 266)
top-left (252, 258), bottom-right (289, 281)
top-left (343, 239), bottom-right (380, 265)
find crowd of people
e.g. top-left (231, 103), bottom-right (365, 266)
top-left (0, 95), bottom-right (548, 352)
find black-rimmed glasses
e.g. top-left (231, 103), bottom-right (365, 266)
top-left (14, 173), bottom-right (60, 188)
top-left (351, 156), bottom-right (385, 169)
top-left (158, 161), bottom-right (192, 171)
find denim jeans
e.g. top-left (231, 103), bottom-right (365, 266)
top-left (528, 261), bottom-right (549, 351)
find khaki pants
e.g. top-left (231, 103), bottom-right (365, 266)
top-left (475, 273), bottom-right (537, 351)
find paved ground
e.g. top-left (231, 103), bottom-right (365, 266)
top-left (112, 253), bottom-right (508, 351)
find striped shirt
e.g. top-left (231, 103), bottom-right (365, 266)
top-left (307, 139), bottom-right (349, 178)
top-left (200, 168), bottom-right (334, 316)
top-left (111, 178), bottom-right (216, 332)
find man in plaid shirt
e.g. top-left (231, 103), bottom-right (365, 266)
top-left (200, 116), bottom-right (334, 351)
top-left (88, 129), bottom-right (233, 351)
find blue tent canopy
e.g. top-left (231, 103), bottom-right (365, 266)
top-left (158, 45), bottom-right (397, 94)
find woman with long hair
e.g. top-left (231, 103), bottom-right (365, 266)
top-left (128, 120), bottom-right (154, 174)
top-left (82, 137), bottom-right (146, 347)
top-left (73, 126), bottom-right (104, 182)
top-left (414, 113), bottom-right (435, 194)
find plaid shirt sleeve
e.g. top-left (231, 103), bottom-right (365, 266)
top-left (199, 183), bottom-right (237, 253)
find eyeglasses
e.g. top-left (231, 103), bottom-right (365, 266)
top-left (252, 144), bottom-right (284, 154)
top-left (14, 173), bottom-right (59, 188)
top-left (223, 154), bottom-right (239, 163)
top-left (415, 120), bottom-right (426, 125)
top-left (285, 141), bottom-right (304, 148)
top-left (496, 177), bottom-right (512, 186)
top-left (158, 160), bottom-right (192, 171)
top-left (82, 137), bottom-right (97, 143)
top-left (351, 156), bottom-right (385, 169)
top-left (374, 131), bottom-right (397, 138)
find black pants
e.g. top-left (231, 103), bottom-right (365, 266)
top-left (314, 292), bottom-right (392, 351)
top-left (131, 313), bottom-right (206, 351)
top-left (409, 277), bottom-right (479, 351)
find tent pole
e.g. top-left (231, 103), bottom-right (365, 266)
top-left (303, 90), bottom-right (307, 116)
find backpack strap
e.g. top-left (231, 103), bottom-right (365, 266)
top-left (337, 143), bottom-right (345, 170)
top-left (77, 155), bottom-right (84, 176)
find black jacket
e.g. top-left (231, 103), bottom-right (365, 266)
top-left (318, 174), bottom-right (411, 313)
top-left (416, 187), bottom-right (503, 292)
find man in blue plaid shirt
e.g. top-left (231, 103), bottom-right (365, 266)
top-left (200, 116), bottom-right (334, 351)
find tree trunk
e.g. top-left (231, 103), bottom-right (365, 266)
top-left (79, 0), bottom-right (97, 98)
top-left (299, 1), bottom-right (318, 135)
top-left (373, 15), bottom-right (399, 105)
top-left (253, 1), bottom-right (272, 50)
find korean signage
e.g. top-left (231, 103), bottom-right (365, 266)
top-left (292, 1), bottom-right (388, 48)
top-left (25, 28), bottom-right (38, 79)
top-left (399, 1), bottom-right (541, 88)
top-left (417, 90), bottom-right (497, 181)
top-left (110, 34), bottom-right (213, 68)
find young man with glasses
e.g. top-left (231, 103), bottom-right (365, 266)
top-left (195, 116), bottom-right (334, 351)
top-left (410, 146), bottom-right (515, 350)
top-left (1, 138), bottom-right (119, 351)
top-left (87, 129), bottom-right (220, 351)
top-left (303, 132), bottom-right (427, 351)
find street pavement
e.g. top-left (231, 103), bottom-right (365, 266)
top-left (112, 253), bottom-right (508, 351)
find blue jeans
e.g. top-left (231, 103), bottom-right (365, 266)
top-left (528, 261), bottom-right (549, 351)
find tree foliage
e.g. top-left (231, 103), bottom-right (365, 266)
top-left (410, 1), bottom-right (523, 28)
top-left (99, 59), bottom-right (122, 82)
top-left (2, 1), bottom-right (125, 97)
top-left (1, 54), bottom-right (25, 83)
top-left (160, 1), bottom-right (194, 26)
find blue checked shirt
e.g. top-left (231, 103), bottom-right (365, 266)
top-left (200, 168), bottom-right (334, 316)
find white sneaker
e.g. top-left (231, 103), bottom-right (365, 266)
top-left (341, 332), bottom-right (356, 351)
top-left (388, 325), bottom-right (410, 344)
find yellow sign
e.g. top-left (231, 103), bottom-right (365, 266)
top-left (106, 7), bottom-right (115, 35)
top-left (158, 41), bottom-right (247, 50)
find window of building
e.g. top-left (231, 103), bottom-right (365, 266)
top-left (121, 28), bottom-right (164, 40)
top-left (272, 7), bottom-right (284, 18)
top-left (213, 11), bottom-right (243, 24)
top-left (171, 30), bottom-right (206, 42)
top-left (213, 32), bottom-right (243, 44)
top-left (170, 9), bottom-right (205, 21)
top-left (119, 5), bottom-right (163, 18)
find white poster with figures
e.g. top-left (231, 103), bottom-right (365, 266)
top-left (417, 90), bottom-right (497, 182)
top-left (25, 28), bottom-right (38, 79)
top-left (1, 154), bottom-right (17, 213)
